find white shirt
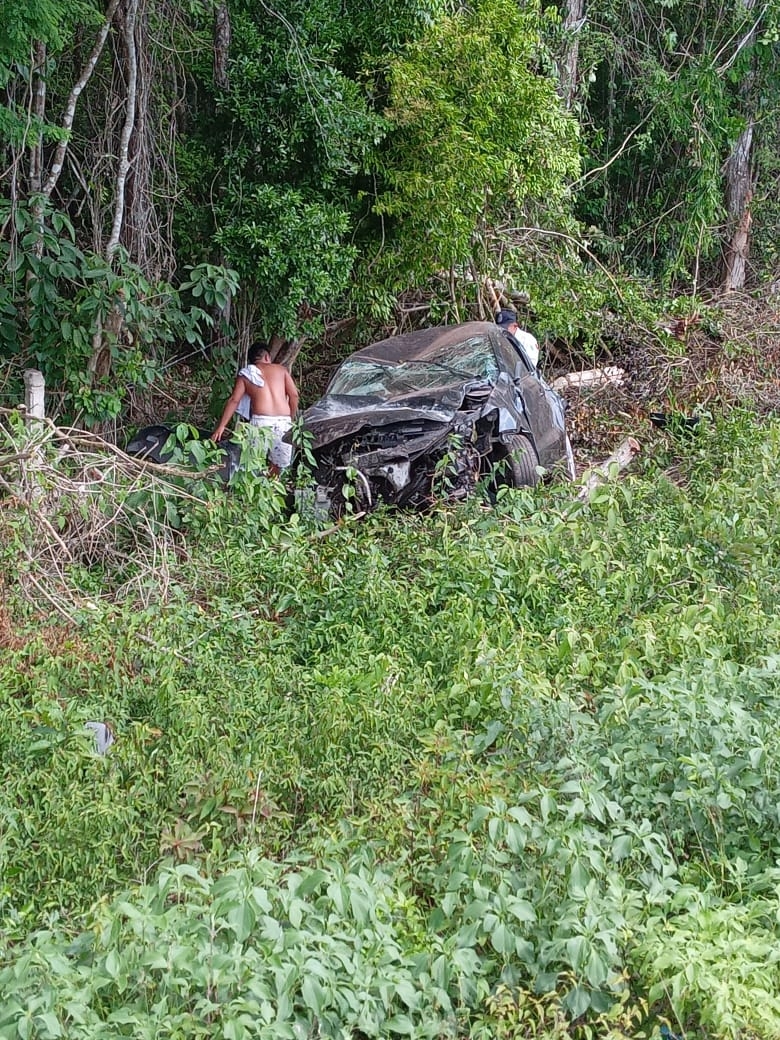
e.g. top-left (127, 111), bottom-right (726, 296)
top-left (508, 327), bottom-right (540, 368)
top-left (235, 364), bottom-right (265, 419)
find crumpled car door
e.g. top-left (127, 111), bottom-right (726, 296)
top-left (495, 335), bottom-right (566, 466)
top-left (515, 364), bottom-right (567, 466)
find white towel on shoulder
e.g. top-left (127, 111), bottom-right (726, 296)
top-left (236, 364), bottom-right (265, 420)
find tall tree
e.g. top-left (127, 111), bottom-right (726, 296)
top-left (722, 0), bottom-right (760, 291)
top-left (569, 0), bottom-right (780, 290)
top-left (0, 0), bottom-right (236, 424)
top-left (368, 0), bottom-right (580, 315)
top-left (557, 0), bottom-right (586, 109)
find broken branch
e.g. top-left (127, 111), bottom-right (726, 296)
top-left (576, 436), bottom-right (641, 502)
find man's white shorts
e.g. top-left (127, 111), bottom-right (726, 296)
top-left (249, 415), bottom-right (294, 469)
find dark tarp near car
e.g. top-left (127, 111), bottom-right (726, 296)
top-left (125, 425), bottom-right (242, 483)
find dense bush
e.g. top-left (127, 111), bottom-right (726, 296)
top-left (2, 413), bottom-right (780, 1036)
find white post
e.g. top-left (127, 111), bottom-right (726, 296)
top-left (23, 369), bottom-right (45, 422)
top-left (21, 369), bottom-right (46, 504)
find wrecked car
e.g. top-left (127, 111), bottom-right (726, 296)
top-left (298, 321), bottom-right (575, 516)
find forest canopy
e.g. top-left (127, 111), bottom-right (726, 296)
top-left (1, 0), bottom-right (778, 423)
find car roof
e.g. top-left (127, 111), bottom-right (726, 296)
top-left (351, 322), bottom-right (499, 364)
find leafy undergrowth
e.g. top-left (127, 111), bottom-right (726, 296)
top-left (2, 411), bottom-right (780, 1037)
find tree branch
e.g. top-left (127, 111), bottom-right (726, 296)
top-left (576, 437), bottom-right (641, 502)
top-left (40, 0), bottom-right (123, 200)
top-left (501, 225), bottom-right (629, 308)
top-left (28, 40), bottom-right (47, 194)
top-left (107, 0), bottom-right (140, 258)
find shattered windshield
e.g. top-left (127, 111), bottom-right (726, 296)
top-left (327, 334), bottom-right (499, 398)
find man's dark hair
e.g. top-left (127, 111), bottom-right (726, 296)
top-left (495, 308), bottom-right (518, 327)
top-left (248, 342), bottom-right (271, 365)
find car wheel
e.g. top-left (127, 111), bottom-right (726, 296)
top-left (505, 433), bottom-right (540, 487)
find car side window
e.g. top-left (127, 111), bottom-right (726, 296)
top-left (444, 336), bottom-right (500, 380)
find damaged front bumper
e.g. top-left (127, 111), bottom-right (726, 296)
top-left (310, 420), bottom-right (486, 515)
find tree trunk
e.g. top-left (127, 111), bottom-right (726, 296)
top-left (28, 41), bottom-right (47, 195)
top-left (40, 0), bottom-right (122, 201)
top-left (121, 0), bottom-right (178, 280)
top-left (558, 0), bottom-right (585, 110)
top-left (723, 126), bottom-right (753, 292)
top-left (88, 290), bottom-right (126, 385)
top-left (272, 338), bottom-right (304, 369)
top-left (106, 0), bottom-right (140, 259)
top-left (722, 0), bottom-right (758, 292)
top-left (214, 2), bottom-right (232, 90)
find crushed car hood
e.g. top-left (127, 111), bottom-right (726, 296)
top-left (303, 383), bottom-right (484, 448)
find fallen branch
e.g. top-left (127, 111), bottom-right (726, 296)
top-left (552, 366), bottom-right (625, 393)
top-left (313, 511), bottom-right (366, 539)
top-left (51, 423), bottom-right (221, 492)
top-left (0, 415), bottom-right (216, 614)
top-left (577, 437), bottom-right (641, 502)
top-left (0, 471), bottom-right (74, 560)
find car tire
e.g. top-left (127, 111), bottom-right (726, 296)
top-left (505, 433), bottom-right (540, 487)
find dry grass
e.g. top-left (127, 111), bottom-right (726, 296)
top-left (0, 413), bottom-right (217, 619)
top-left (558, 292), bottom-right (780, 462)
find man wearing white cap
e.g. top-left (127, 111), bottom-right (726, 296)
top-left (495, 308), bottom-right (540, 368)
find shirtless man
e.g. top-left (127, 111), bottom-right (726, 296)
top-left (212, 343), bottom-right (300, 471)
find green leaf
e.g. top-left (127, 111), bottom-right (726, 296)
top-left (228, 900), bottom-right (256, 941)
top-left (611, 834), bottom-right (633, 861)
top-left (565, 935), bottom-right (588, 972)
top-left (564, 984), bottom-right (591, 1018)
top-left (301, 974), bottom-right (326, 1015)
top-left (491, 922), bottom-right (515, 955)
top-left (386, 1014), bottom-right (415, 1034)
top-left (586, 947), bottom-right (610, 989)
top-left (507, 897), bottom-right (536, 923)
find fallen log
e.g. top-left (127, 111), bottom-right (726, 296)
top-left (552, 366), bottom-right (625, 393)
top-left (577, 436), bottom-right (641, 502)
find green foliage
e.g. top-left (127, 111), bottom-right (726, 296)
top-left (175, 0), bottom-right (389, 338)
top-left (0, 0), bottom-right (96, 88)
top-left (0, 199), bottom-right (237, 424)
top-left (178, 264), bottom-right (240, 323)
top-left (493, 250), bottom-right (660, 356)
top-left (634, 880), bottom-right (780, 1038)
top-left (4, 406), bottom-right (780, 1036)
top-left (0, 852), bottom-right (457, 1039)
top-left (750, 118), bottom-right (780, 278)
top-left (571, 0), bottom-right (780, 287)
top-left (214, 186), bottom-right (355, 340)
top-left (221, 1), bottom-right (386, 186)
top-left (0, 0), bottom-right (102, 149)
top-left (371, 0), bottom-right (580, 292)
